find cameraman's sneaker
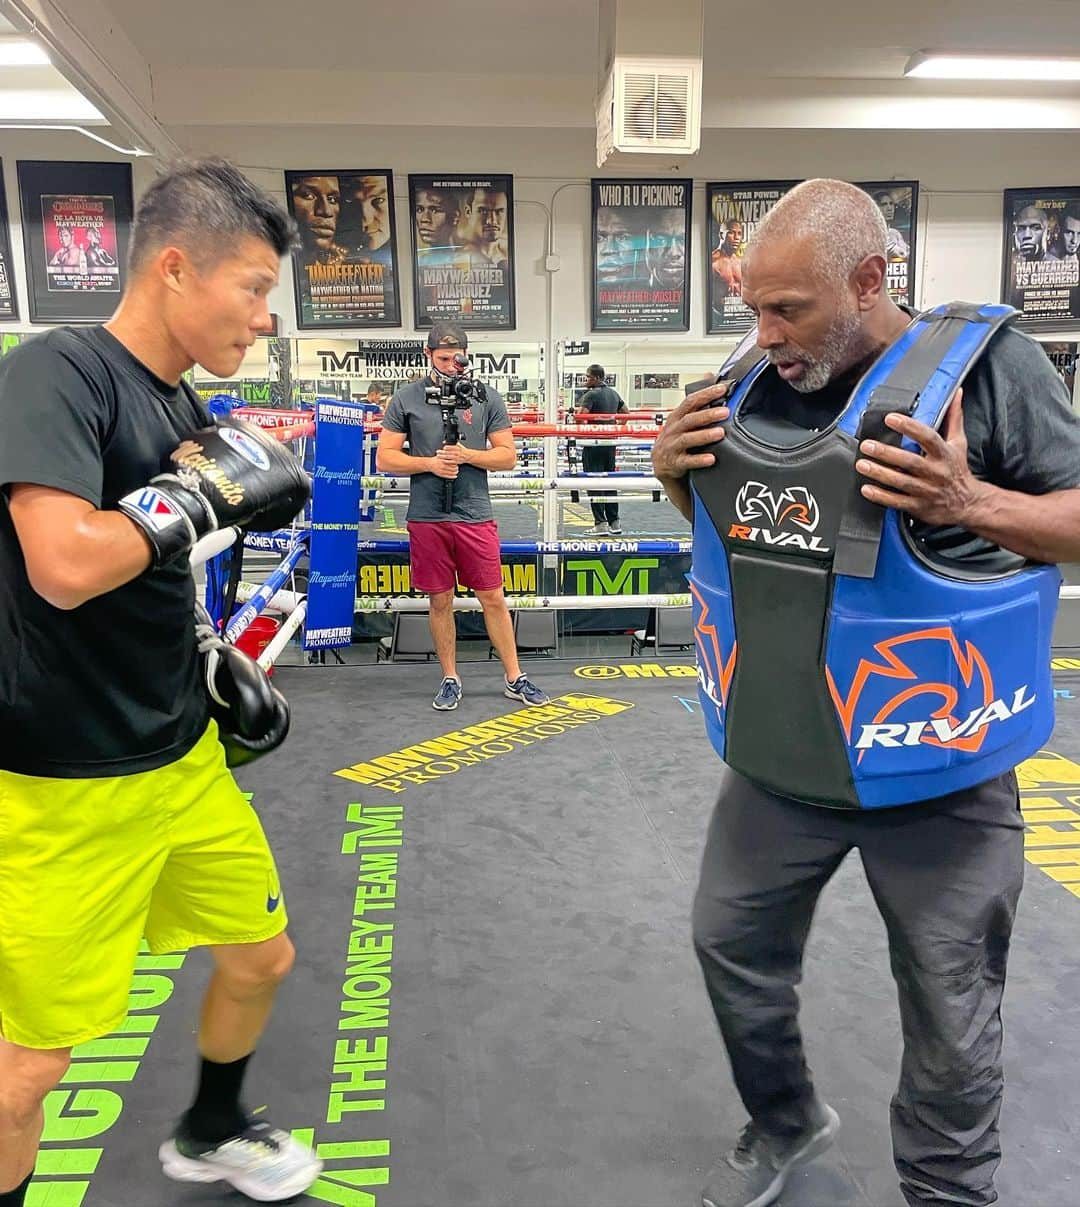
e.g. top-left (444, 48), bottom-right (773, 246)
top-left (584, 522), bottom-right (610, 536)
top-left (505, 674), bottom-right (549, 705)
top-left (433, 676), bottom-right (463, 710)
top-left (701, 1101), bottom-right (839, 1207)
top-left (159, 1117), bottom-right (322, 1203)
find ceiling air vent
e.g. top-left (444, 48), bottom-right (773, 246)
top-left (597, 56), bottom-right (701, 165)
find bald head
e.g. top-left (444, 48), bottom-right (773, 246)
top-left (748, 179), bottom-right (888, 289)
top-left (740, 179), bottom-right (907, 394)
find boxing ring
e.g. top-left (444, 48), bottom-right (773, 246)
top-left (192, 397), bottom-right (691, 661)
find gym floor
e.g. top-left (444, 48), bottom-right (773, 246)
top-left (49, 656), bottom-right (1080, 1207)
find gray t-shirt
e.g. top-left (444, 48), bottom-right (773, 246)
top-left (382, 377), bottom-right (512, 522)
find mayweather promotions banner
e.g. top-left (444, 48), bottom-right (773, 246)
top-left (285, 169), bottom-right (401, 329)
top-left (18, 160), bottom-right (131, 322)
top-left (858, 180), bottom-right (918, 307)
top-left (0, 161), bottom-right (18, 319)
top-left (1001, 186), bottom-right (1080, 324)
top-left (408, 173), bottom-right (515, 330)
top-left (591, 179), bottom-right (691, 332)
top-left (706, 181), bottom-right (797, 333)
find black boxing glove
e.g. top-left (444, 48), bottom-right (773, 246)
top-left (118, 418), bottom-right (311, 566)
top-left (195, 603), bottom-right (291, 769)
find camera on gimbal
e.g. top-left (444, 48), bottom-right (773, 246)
top-left (424, 354), bottom-right (489, 443)
top-left (424, 354), bottom-right (489, 511)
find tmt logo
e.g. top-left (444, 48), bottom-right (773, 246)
top-left (565, 557), bottom-right (658, 595)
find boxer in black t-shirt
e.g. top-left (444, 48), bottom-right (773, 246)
top-left (0, 161), bottom-right (319, 1207)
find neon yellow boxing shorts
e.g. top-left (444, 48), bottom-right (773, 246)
top-left (0, 722), bottom-right (287, 1049)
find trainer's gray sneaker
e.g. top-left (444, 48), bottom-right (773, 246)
top-left (159, 1118), bottom-right (322, 1203)
top-left (701, 1101), bottom-right (840, 1207)
top-left (433, 675), bottom-right (463, 710)
top-left (504, 674), bottom-right (550, 705)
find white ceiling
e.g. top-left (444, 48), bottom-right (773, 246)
top-left (102, 0), bottom-right (1080, 81)
top-left (10, 0), bottom-right (1080, 157)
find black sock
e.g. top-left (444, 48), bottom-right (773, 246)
top-left (182, 1053), bottom-right (252, 1144)
top-left (0, 1172), bottom-right (33, 1207)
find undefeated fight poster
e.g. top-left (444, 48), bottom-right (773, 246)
top-left (858, 180), bottom-right (918, 307)
top-left (706, 181), bottom-right (797, 333)
top-left (408, 173), bottom-right (515, 329)
top-left (591, 179), bottom-right (691, 332)
top-left (17, 160), bottom-right (131, 322)
top-left (0, 162), bottom-right (18, 320)
top-left (1001, 187), bottom-right (1080, 324)
top-left (285, 169), bottom-right (401, 329)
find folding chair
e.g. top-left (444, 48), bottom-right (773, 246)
top-left (377, 612), bottom-right (437, 662)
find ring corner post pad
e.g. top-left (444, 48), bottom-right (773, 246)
top-left (304, 397), bottom-right (365, 655)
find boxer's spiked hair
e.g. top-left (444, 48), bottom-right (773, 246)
top-left (129, 158), bottom-right (296, 275)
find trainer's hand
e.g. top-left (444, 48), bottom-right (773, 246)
top-left (651, 381), bottom-right (731, 482)
top-left (856, 388), bottom-right (986, 526)
top-left (429, 453), bottom-right (460, 479)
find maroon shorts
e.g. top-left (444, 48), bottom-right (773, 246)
top-left (407, 519), bottom-right (504, 594)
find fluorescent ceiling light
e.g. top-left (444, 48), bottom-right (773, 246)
top-left (905, 51), bottom-right (1080, 81)
top-left (0, 90), bottom-right (104, 122)
top-left (0, 38), bottom-right (49, 67)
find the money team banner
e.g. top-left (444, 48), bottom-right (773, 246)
top-left (17, 160), bottom-right (132, 322)
top-left (591, 179), bottom-right (691, 332)
top-left (706, 180), bottom-right (797, 333)
top-left (285, 169), bottom-right (401, 330)
top-left (1001, 186), bottom-right (1080, 324)
top-left (857, 180), bottom-right (918, 307)
top-left (409, 173), bottom-right (516, 330)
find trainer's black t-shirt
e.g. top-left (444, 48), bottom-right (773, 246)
top-left (738, 323), bottom-right (1080, 556)
top-left (740, 324), bottom-right (1080, 493)
top-left (0, 326), bottom-right (212, 778)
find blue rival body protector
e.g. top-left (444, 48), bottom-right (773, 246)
top-left (689, 303), bottom-right (1059, 809)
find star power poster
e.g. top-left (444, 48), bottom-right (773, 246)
top-left (857, 180), bottom-right (918, 308)
top-left (591, 179), bottom-right (691, 332)
top-left (285, 169), bottom-right (401, 329)
top-left (408, 173), bottom-right (516, 330)
top-left (17, 160), bottom-right (131, 323)
top-left (1001, 186), bottom-right (1080, 325)
top-left (706, 181), bottom-right (797, 333)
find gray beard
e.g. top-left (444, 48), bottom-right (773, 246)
top-left (783, 308), bottom-right (867, 394)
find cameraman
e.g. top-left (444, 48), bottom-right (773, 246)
top-left (376, 323), bottom-right (549, 711)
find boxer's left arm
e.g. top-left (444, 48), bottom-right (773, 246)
top-left (0, 339), bottom-right (155, 610)
top-left (8, 485), bottom-right (153, 610)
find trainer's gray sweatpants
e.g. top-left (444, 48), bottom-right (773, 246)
top-left (691, 766), bottom-right (1023, 1206)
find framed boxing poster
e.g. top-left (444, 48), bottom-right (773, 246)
top-left (591, 178), bottom-right (691, 332)
top-left (1001, 186), bottom-right (1080, 325)
top-left (17, 160), bottom-right (132, 323)
top-left (857, 180), bottom-right (919, 308)
top-left (408, 173), bottom-right (516, 330)
top-left (706, 180), bottom-right (798, 333)
top-left (1041, 340), bottom-right (1078, 406)
top-left (0, 162), bottom-right (19, 320)
top-left (285, 168), bottom-right (401, 329)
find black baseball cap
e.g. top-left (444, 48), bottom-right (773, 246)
top-left (426, 322), bottom-right (468, 350)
